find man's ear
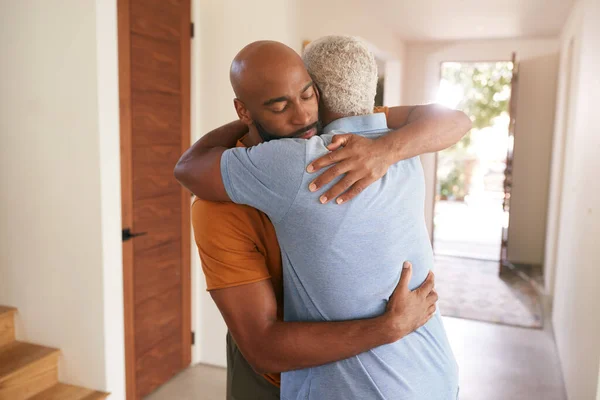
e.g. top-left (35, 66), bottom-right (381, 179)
top-left (233, 98), bottom-right (253, 125)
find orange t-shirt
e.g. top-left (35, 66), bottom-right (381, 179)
top-left (373, 106), bottom-right (389, 117)
top-left (191, 107), bottom-right (389, 387)
top-left (191, 138), bottom-right (283, 387)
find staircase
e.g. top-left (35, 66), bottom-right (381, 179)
top-left (0, 306), bottom-right (109, 400)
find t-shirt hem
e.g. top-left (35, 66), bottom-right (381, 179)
top-left (206, 275), bottom-right (272, 291)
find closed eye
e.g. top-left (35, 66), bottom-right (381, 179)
top-left (271, 104), bottom-right (288, 114)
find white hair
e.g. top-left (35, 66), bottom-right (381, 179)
top-left (303, 35), bottom-right (378, 116)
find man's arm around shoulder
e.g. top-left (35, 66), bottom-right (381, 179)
top-left (174, 120), bottom-right (247, 202)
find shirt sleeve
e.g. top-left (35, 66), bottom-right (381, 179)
top-left (220, 139), bottom-right (307, 223)
top-left (191, 200), bottom-right (271, 291)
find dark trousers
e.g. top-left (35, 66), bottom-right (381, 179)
top-left (226, 332), bottom-right (280, 400)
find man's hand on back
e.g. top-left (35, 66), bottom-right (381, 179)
top-left (306, 104), bottom-right (471, 204)
top-left (381, 261), bottom-right (438, 344)
top-left (307, 134), bottom-right (391, 205)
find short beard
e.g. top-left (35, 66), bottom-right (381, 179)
top-left (254, 119), bottom-right (323, 142)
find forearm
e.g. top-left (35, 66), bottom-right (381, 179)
top-left (244, 315), bottom-right (398, 374)
top-left (174, 120), bottom-right (247, 199)
top-left (379, 104), bottom-right (471, 162)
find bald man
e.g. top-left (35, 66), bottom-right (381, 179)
top-left (176, 38), bottom-right (469, 399)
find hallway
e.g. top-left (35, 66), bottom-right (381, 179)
top-left (445, 316), bottom-right (565, 400)
top-left (146, 316), bottom-right (566, 400)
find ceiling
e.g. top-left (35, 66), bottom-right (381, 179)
top-left (356, 0), bottom-right (576, 41)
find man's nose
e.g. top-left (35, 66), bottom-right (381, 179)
top-left (291, 102), bottom-right (312, 126)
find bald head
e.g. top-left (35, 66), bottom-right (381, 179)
top-left (229, 41), bottom-right (320, 143)
top-left (230, 41), bottom-right (306, 101)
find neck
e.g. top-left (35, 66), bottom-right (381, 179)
top-left (244, 127), bottom-right (263, 147)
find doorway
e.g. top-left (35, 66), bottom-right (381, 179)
top-left (118, 0), bottom-right (193, 398)
top-left (433, 61), bottom-right (513, 262)
top-left (432, 60), bottom-right (543, 329)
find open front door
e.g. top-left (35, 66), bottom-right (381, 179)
top-left (500, 53), bottom-right (519, 274)
top-left (118, 0), bottom-right (192, 398)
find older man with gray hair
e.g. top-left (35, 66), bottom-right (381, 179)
top-left (176, 35), bottom-right (467, 399)
top-left (304, 35), bottom-right (378, 117)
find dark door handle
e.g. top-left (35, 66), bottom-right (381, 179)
top-left (122, 228), bottom-right (147, 242)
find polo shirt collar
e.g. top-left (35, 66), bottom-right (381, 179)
top-left (323, 112), bottom-right (388, 135)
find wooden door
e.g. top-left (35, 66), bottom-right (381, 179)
top-left (500, 53), bottom-right (519, 274)
top-left (118, 0), bottom-right (192, 398)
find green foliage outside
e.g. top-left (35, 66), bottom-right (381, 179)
top-left (444, 62), bottom-right (513, 129)
top-left (438, 62), bottom-right (512, 200)
top-left (439, 165), bottom-right (467, 200)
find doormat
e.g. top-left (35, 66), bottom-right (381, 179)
top-left (434, 255), bottom-right (543, 329)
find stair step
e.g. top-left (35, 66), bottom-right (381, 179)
top-left (0, 306), bottom-right (17, 348)
top-left (0, 341), bottom-right (60, 400)
top-left (28, 383), bottom-right (109, 400)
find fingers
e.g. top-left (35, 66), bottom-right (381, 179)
top-left (334, 178), bottom-right (370, 204)
top-left (396, 262), bottom-right (413, 294)
top-left (426, 289), bottom-right (438, 305)
top-left (419, 306), bottom-right (437, 329)
top-left (416, 271), bottom-right (435, 297)
top-left (308, 160), bottom-right (352, 194)
top-left (307, 149), bottom-right (347, 174)
top-left (427, 304), bottom-right (437, 315)
top-left (326, 134), bottom-right (352, 151)
top-left (318, 172), bottom-right (360, 204)
top-left (426, 310), bottom-right (436, 323)
top-left (307, 134), bottom-right (353, 173)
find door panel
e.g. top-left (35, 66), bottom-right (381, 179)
top-left (136, 334), bottom-right (183, 398)
top-left (118, 0), bottom-right (191, 397)
top-left (131, 93), bottom-right (181, 146)
top-left (135, 287), bottom-right (183, 356)
top-left (133, 195), bottom-right (182, 251)
top-left (134, 242), bottom-right (182, 305)
top-left (130, 0), bottom-right (183, 40)
top-left (132, 146), bottom-right (182, 199)
top-left (131, 35), bottom-right (180, 94)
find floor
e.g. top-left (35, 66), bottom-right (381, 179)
top-left (146, 316), bottom-right (566, 400)
top-left (435, 255), bottom-right (543, 329)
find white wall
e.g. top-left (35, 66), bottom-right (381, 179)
top-left (95, 0), bottom-right (126, 397)
top-left (402, 38), bottom-right (560, 266)
top-left (598, 368), bottom-right (600, 400)
top-left (544, 1), bottom-right (584, 296)
top-left (550, 0), bottom-right (600, 398)
top-left (295, 0), bottom-right (406, 107)
top-left (383, 60), bottom-right (403, 107)
top-left (507, 53), bottom-right (559, 265)
top-left (295, 0), bottom-right (405, 60)
top-left (598, 367), bottom-right (600, 400)
top-left (0, 1), bottom-right (124, 397)
top-left (383, 40), bottom-right (406, 107)
top-left (191, 0), bottom-right (300, 368)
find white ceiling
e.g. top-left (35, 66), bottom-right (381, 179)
top-left (356, 0), bottom-right (576, 41)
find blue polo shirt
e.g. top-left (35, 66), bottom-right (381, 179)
top-left (220, 113), bottom-right (459, 399)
